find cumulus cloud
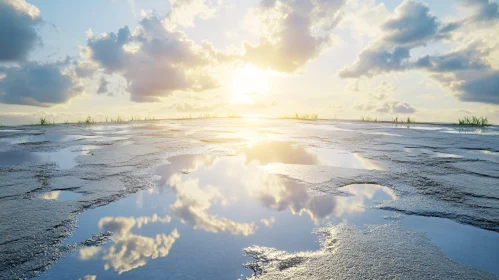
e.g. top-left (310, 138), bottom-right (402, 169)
top-left (0, 60), bottom-right (84, 107)
top-left (97, 214), bottom-right (178, 274)
top-left (97, 76), bottom-right (109, 95)
top-left (340, 0), bottom-right (499, 105)
top-left (244, 0), bottom-right (346, 72)
top-left (168, 174), bottom-right (257, 235)
top-left (86, 15), bottom-right (225, 102)
top-left (419, 42), bottom-right (499, 104)
top-left (458, 0), bottom-right (499, 22)
top-left (0, 0), bottom-right (41, 61)
top-left (390, 101), bottom-right (416, 114)
top-left (339, 46), bottom-right (411, 78)
top-left (260, 217), bottom-right (275, 227)
top-left (356, 101), bottom-right (416, 114)
top-left (88, 26), bottom-right (131, 72)
top-left (415, 41), bottom-right (490, 72)
top-left (79, 247), bottom-right (101, 261)
top-left (339, 0), bottom-right (451, 78)
top-left (382, 0), bottom-right (439, 47)
top-left (165, 0), bottom-right (222, 29)
top-left (441, 70), bottom-right (499, 104)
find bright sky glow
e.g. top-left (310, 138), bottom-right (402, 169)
top-left (0, 0), bottom-right (498, 125)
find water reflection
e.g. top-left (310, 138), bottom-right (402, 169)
top-left (40, 191), bottom-right (81, 201)
top-left (239, 141), bottom-right (383, 170)
top-left (156, 142), bottom-right (393, 228)
top-left (168, 174), bottom-right (256, 235)
top-left (39, 142), bottom-right (396, 279)
top-left (80, 214), bottom-right (178, 274)
top-left (240, 141), bottom-right (323, 165)
top-left (0, 145), bottom-right (97, 169)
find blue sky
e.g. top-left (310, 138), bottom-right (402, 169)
top-left (0, 0), bottom-right (498, 125)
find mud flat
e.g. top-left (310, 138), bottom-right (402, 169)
top-left (1, 119), bottom-right (498, 279)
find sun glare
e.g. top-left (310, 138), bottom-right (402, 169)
top-left (231, 64), bottom-right (270, 104)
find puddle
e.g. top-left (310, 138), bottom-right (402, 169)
top-left (40, 191), bottom-right (82, 201)
top-left (0, 133), bottom-right (98, 145)
top-left (40, 150), bottom-right (395, 279)
top-left (0, 145), bottom-right (98, 169)
top-left (34, 141), bottom-right (498, 278)
top-left (404, 148), bottom-right (462, 159)
top-left (402, 215), bottom-right (499, 275)
top-left (239, 141), bottom-right (383, 170)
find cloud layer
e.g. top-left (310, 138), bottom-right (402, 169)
top-left (0, 61), bottom-right (84, 107)
top-left (340, 0), bottom-right (499, 105)
top-left (0, 0), bottom-right (41, 62)
top-left (96, 214), bottom-right (178, 274)
top-left (244, 0), bottom-right (346, 72)
top-left (85, 12), bottom-right (226, 102)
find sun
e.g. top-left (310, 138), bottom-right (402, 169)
top-left (231, 64), bottom-right (270, 104)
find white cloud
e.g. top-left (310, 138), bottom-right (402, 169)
top-left (97, 214), bottom-right (178, 274)
top-left (0, 0), bottom-right (41, 61)
top-left (168, 174), bottom-right (257, 235)
top-left (243, 0), bottom-right (347, 72)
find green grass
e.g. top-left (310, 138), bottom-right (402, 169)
top-left (77, 115), bottom-right (95, 125)
top-left (458, 116), bottom-right (490, 126)
top-left (177, 113), bottom-right (245, 119)
top-left (39, 117), bottom-right (54, 126)
top-left (280, 113), bottom-right (318, 120)
top-left (361, 115), bottom-right (377, 122)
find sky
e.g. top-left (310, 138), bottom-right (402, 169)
top-left (0, 0), bottom-right (498, 125)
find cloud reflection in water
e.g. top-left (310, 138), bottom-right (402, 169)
top-left (157, 141), bottom-right (393, 229)
top-left (80, 214), bottom-right (178, 274)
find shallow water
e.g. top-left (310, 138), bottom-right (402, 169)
top-left (0, 146), bottom-right (97, 169)
top-left (1, 120), bottom-right (499, 279)
top-left (41, 146), bottom-right (395, 279)
top-left (40, 191), bottom-right (82, 201)
top-left (40, 143), bottom-right (499, 279)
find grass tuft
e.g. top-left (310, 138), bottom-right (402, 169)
top-left (361, 115), bottom-right (377, 122)
top-left (458, 116), bottom-right (490, 126)
top-left (280, 113), bottom-right (318, 120)
top-left (39, 117), bottom-right (53, 126)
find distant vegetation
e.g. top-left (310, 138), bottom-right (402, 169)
top-left (280, 113), bottom-right (319, 120)
top-left (178, 113), bottom-right (243, 119)
top-left (361, 116), bottom-right (377, 122)
top-left (33, 115), bottom-right (157, 126)
top-left (78, 115), bottom-right (95, 124)
top-left (361, 116), bottom-right (415, 124)
top-left (458, 116), bottom-right (490, 126)
top-left (39, 117), bottom-right (54, 126)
